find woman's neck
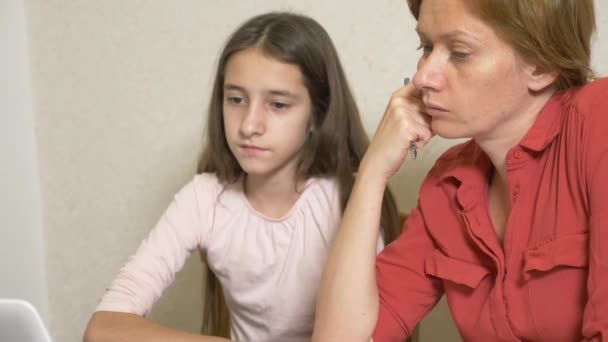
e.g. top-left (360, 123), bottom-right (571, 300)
top-left (244, 170), bottom-right (308, 219)
top-left (477, 90), bottom-right (554, 181)
top-left (480, 89), bottom-right (554, 244)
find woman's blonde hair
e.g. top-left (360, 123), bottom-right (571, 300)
top-left (198, 12), bottom-right (402, 337)
top-left (408, 0), bottom-right (596, 90)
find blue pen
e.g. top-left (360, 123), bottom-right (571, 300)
top-left (403, 77), bottom-right (417, 160)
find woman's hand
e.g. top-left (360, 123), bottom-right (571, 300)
top-left (361, 82), bottom-right (433, 181)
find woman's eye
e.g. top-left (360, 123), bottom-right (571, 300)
top-left (451, 51), bottom-right (471, 60)
top-left (417, 44), bottom-right (432, 56)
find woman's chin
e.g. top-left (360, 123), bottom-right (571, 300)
top-left (431, 122), bottom-right (470, 140)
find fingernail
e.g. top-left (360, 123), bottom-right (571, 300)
top-left (404, 77), bottom-right (410, 85)
top-left (410, 141), bottom-right (417, 160)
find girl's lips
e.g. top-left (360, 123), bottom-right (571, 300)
top-left (240, 145), bottom-right (267, 154)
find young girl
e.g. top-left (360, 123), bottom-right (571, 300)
top-left (84, 12), bottom-right (400, 342)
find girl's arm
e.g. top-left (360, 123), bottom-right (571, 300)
top-left (313, 83), bottom-right (432, 341)
top-left (83, 311), bottom-right (231, 342)
top-left (84, 175), bottom-right (220, 341)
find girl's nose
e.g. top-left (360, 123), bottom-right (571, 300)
top-left (239, 103), bottom-right (266, 137)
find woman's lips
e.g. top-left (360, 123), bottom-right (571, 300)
top-left (424, 102), bottom-right (448, 116)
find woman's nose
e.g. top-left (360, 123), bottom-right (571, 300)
top-left (412, 50), bottom-right (446, 92)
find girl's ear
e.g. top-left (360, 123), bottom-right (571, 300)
top-left (307, 114), bottom-right (316, 134)
top-left (526, 64), bottom-right (559, 92)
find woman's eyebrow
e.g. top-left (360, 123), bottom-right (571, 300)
top-left (415, 27), bottom-right (482, 43)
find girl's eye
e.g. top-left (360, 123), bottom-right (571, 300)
top-left (226, 96), bottom-right (245, 104)
top-left (270, 102), bottom-right (290, 110)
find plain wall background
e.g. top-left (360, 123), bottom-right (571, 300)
top-left (2, 1), bottom-right (607, 341)
top-left (1, 0), bottom-right (49, 321)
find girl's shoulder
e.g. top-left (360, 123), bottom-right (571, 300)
top-left (305, 176), bottom-right (341, 208)
top-left (175, 173), bottom-right (228, 211)
top-left (307, 175), bottom-right (340, 196)
top-left (305, 176), bottom-right (342, 217)
top-left (191, 172), bottom-right (224, 190)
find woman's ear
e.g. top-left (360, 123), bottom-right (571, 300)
top-left (527, 64), bottom-right (559, 92)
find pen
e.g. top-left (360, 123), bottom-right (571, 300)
top-left (403, 77), bottom-right (417, 160)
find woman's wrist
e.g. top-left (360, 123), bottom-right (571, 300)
top-left (354, 167), bottom-right (389, 203)
top-left (358, 158), bottom-right (390, 190)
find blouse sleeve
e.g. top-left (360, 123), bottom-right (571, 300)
top-left (582, 152), bottom-right (608, 341)
top-left (372, 206), bottom-right (444, 341)
top-left (95, 174), bottom-right (217, 316)
top-left (579, 79), bottom-right (608, 340)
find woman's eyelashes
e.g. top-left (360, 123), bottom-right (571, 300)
top-left (450, 50), bottom-right (471, 61)
top-left (417, 43), bottom-right (432, 57)
top-left (417, 42), bottom-right (472, 62)
top-left (448, 43), bottom-right (473, 61)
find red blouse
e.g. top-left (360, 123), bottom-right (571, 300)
top-left (374, 78), bottom-right (608, 342)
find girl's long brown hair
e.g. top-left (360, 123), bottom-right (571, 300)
top-left (198, 12), bottom-right (401, 337)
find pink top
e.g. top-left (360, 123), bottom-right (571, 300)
top-left (96, 173), bottom-right (342, 342)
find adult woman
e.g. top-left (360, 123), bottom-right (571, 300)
top-left (314, 0), bottom-right (606, 341)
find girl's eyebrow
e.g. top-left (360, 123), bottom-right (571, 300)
top-left (224, 83), bottom-right (298, 99)
top-left (224, 84), bottom-right (246, 92)
top-left (267, 90), bottom-right (298, 99)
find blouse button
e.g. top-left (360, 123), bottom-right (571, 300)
top-left (513, 185), bottom-right (521, 195)
top-left (514, 150), bottom-right (523, 159)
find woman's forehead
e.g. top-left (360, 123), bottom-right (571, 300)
top-left (416, 0), bottom-right (498, 43)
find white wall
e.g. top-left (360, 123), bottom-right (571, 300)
top-left (0, 0), bottom-right (49, 322)
top-left (3, 1), bottom-right (606, 341)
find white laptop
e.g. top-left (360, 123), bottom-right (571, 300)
top-left (0, 299), bottom-right (52, 342)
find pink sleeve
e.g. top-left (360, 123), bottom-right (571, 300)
top-left (95, 175), bottom-right (216, 316)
